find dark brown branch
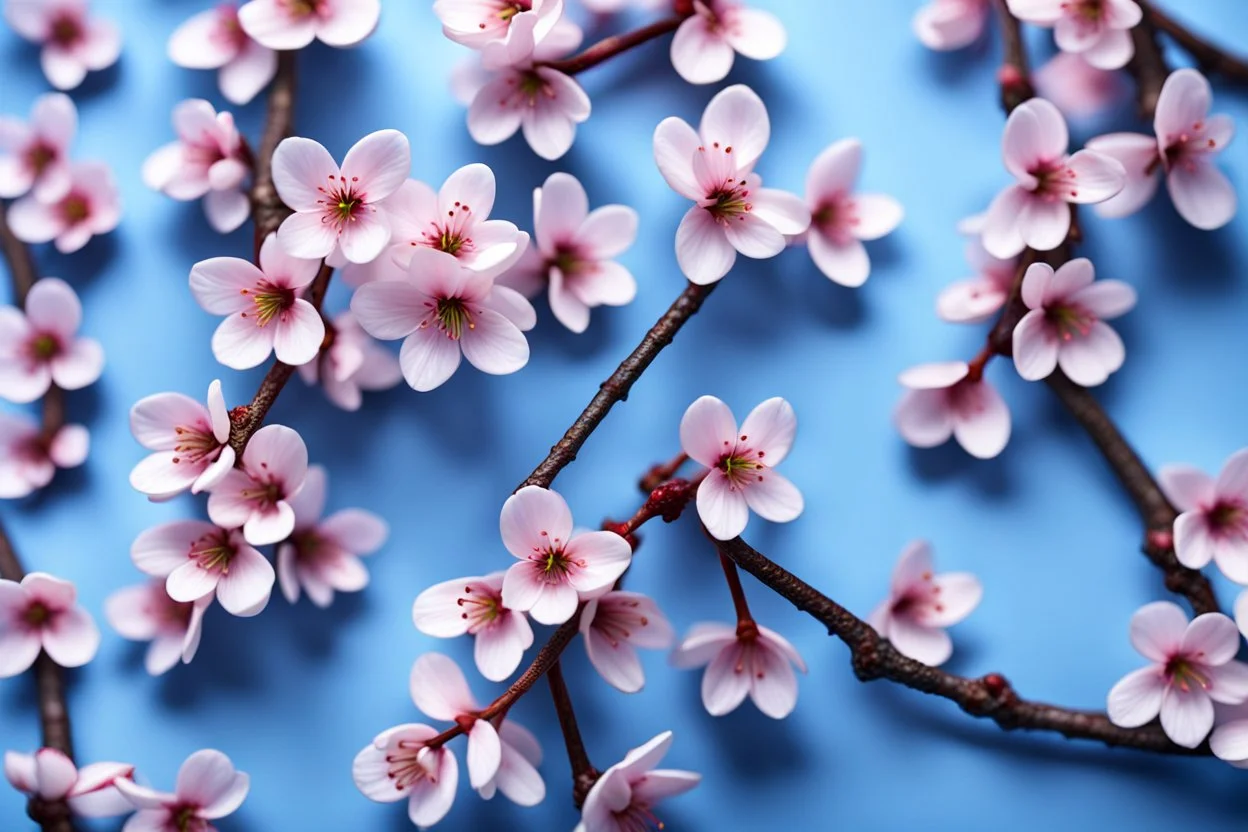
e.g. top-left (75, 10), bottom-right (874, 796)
top-left (1140, 1), bottom-right (1248, 83)
top-left (1, 202), bottom-right (37, 305)
top-left (546, 661), bottom-right (598, 808)
top-left (993, 0), bottom-right (1034, 114)
top-left (249, 50), bottom-right (297, 256)
top-left (1127, 14), bottom-right (1171, 119)
top-left (541, 16), bottom-right (687, 75)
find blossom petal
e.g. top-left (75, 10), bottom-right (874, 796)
top-left (697, 474), bottom-right (750, 541)
top-left (675, 206), bottom-right (736, 285)
top-left (680, 395), bottom-right (738, 467)
top-left (1130, 600), bottom-right (1189, 662)
top-left (1107, 666), bottom-right (1166, 727)
top-left (410, 652), bottom-right (479, 721)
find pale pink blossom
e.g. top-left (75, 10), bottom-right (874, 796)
top-left (353, 724), bottom-right (457, 828)
top-left (190, 233), bottom-right (326, 370)
top-left (105, 581), bottom-right (210, 675)
top-left (4, 0), bottom-right (121, 90)
top-left (912, 0), bottom-right (990, 50)
top-left (143, 99), bottom-right (251, 234)
top-left (1088, 69), bottom-right (1236, 229)
top-left (128, 379), bottom-right (235, 500)
top-left (581, 591), bottom-right (674, 693)
top-left (297, 310), bottom-right (402, 410)
top-left (894, 362), bottom-right (1011, 459)
top-left (4, 748), bottom-right (134, 818)
top-left (116, 749), bottom-right (249, 830)
top-left (207, 424), bottom-right (309, 547)
top-left (1211, 699), bottom-right (1248, 768)
top-left (351, 248), bottom-right (535, 392)
top-left (575, 731), bottom-right (699, 832)
top-left (670, 621), bottom-right (806, 718)
top-left (1159, 449), bottom-right (1248, 585)
top-left (1007, 0), bottom-right (1142, 70)
top-left (500, 172), bottom-right (637, 333)
top-left (670, 1), bottom-right (785, 84)
top-left (238, 0), bottom-right (380, 50)
top-left (466, 59), bottom-right (590, 161)
top-left (168, 4), bottom-right (277, 106)
top-left (1033, 51), bottom-right (1128, 120)
top-left (131, 520), bottom-right (275, 617)
top-left (1107, 601), bottom-right (1248, 748)
top-left (680, 395), bottom-right (802, 541)
top-left (981, 98), bottom-right (1125, 258)
top-left (0, 412), bottom-right (87, 499)
top-left (868, 540), bottom-right (982, 666)
top-left (499, 485), bottom-right (631, 626)
top-left (270, 130), bottom-right (411, 264)
top-left (412, 572), bottom-right (534, 682)
top-left (0, 277), bottom-right (102, 404)
top-left (0, 92), bottom-right (76, 201)
top-left (936, 238), bottom-right (1018, 324)
top-left (435, 0), bottom-right (565, 67)
top-left (6, 161), bottom-right (121, 253)
top-left (0, 572), bottom-right (100, 678)
top-left (1012, 257), bottom-right (1135, 387)
top-left (654, 85), bottom-right (809, 284)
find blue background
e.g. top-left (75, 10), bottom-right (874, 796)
top-left (3, 1), bottom-right (1248, 829)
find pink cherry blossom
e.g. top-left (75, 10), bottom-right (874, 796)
top-left (131, 519), bottom-right (275, 617)
top-left (466, 60), bottom-right (590, 161)
top-left (6, 161), bottom-right (121, 253)
top-left (353, 724), bottom-right (458, 828)
top-left (1107, 601), bottom-right (1248, 748)
top-left (670, 1), bottom-right (785, 84)
top-left (1007, 0), bottom-right (1142, 70)
top-left (351, 248), bottom-right (535, 392)
top-left (143, 99), bottom-right (251, 234)
top-left (270, 130), bottom-right (411, 264)
top-left (1012, 257), bottom-right (1136, 387)
top-left (4, 0), bottom-right (121, 90)
top-left (128, 379), bottom-right (235, 500)
top-left (0, 92), bottom-right (76, 202)
top-left (801, 138), bottom-right (902, 287)
top-left (0, 278), bottom-right (103, 404)
top-left (477, 721), bottom-right (544, 807)
top-left (1033, 51), bottom-right (1128, 120)
top-left (412, 571), bottom-right (534, 682)
top-left (0, 572), bottom-right (100, 678)
top-left (1211, 699), bottom-right (1248, 768)
top-left (168, 4), bottom-right (277, 106)
top-left (981, 98), bottom-right (1125, 258)
top-left (894, 362), bottom-right (1011, 459)
top-left (190, 233), bottom-right (326, 370)
top-left (937, 237), bottom-right (1018, 324)
top-left (4, 748), bottom-right (134, 818)
top-left (105, 581), bottom-right (210, 675)
top-left (654, 85), bottom-right (810, 284)
top-left (581, 590), bottom-right (674, 694)
top-left (1088, 69), bottom-right (1236, 229)
top-left (575, 731), bottom-right (699, 832)
top-left (116, 749), bottom-right (249, 830)
top-left (680, 395), bottom-right (803, 541)
top-left (500, 172), bottom-right (638, 333)
top-left (207, 424), bottom-right (308, 547)
top-left (435, 0), bottom-right (565, 66)
top-left (868, 540), bottom-right (982, 666)
top-left (912, 0), bottom-right (990, 50)
top-left (670, 621), bottom-right (806, 718)
top-left (238, 0), bottom-right (380, 50)
top-left (297, 310), bottom-right (402, 410)
top-left (498, 485), bottom-right (632, 626)
top-left (1159, 449), bottom-right (1248, 584)
top-left (0, 412), bottom-right (87, 499)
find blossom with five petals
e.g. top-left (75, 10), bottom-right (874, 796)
top-left (669, 1), bottom-right (786, 85)
top-left (238, 0), bottom-right (380, 50)
top-left (1159, 449), bottom-right (1248, 585)
top-left (0, 412), bottom-right (87, 499)
top-left (6, 161), bottom-right (121, 253)
top-left (580, 590), bottom-right (674, 693)
top-left (116, 749), bottom-right (249, 830)
top-left (0, 277), bottom-right (103, 404)
top-left (670, 621), bottom-right (806, 718)
top-left (412, 571), bottom-right (534, 682)
top-left (575, 731), bottom-right (699, 832)
top-left (207, 424), bottom-right (309, 546)
top-left (0, 572), bottom-right (100, 678)
top-left (894, 362), bottom-right (1011, 459)
top-left (3, 0), bottom-right (121, 90)
top-left (1007, 0), bottom-right (1142, 70)
top-left (4, 748), bottom-right (134, 818)
top-left (128, 379), bottom-right (234, 500)
top-left (912, 0), bottom-right (990, 50)
top-left (0, 92), bottom-right (76, 202)
top-left (168, 3), bottom-right (277, 105)
top-left (131, 519), bottom-right (275, 617)
top-left (297, 311), bottom-right (403, 411)
top-left (436, 0), bottom-right (568, 68)
top-left (105, 581), bottom-right (211, 675)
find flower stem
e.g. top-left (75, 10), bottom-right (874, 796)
top-left (718, 550), bottom-right (755, 629)
top-left (546, 661), bottom-right (599, 807)
top-left (1139, 1), bottom-right (1248, 83)
top-left (540, 15), bottom-right (688, 75)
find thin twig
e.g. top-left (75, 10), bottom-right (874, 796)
top-left (541, 15), bottom-right (687, 75)
top-left (0, 202), bottom-right (37, 305)
top-left (1139, 0), bottom-right (1248, 83)
top-left (546, 661), bottom-right (598, 807)
top-left (1127, 13), bottom-right (1171, 119)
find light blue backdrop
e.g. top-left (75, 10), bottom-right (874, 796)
top-left (3, 1), bottom-right (1248, 829)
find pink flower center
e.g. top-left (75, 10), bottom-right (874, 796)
top-left (492, 1), bottom-right (531, 25)
top-left (715, 436), bottom-right (765, 489)
top-left (1164, 657), bottom-right (1210, 693)
top-left (23, 601), bottom-right (52, 628)
top-left (1029, 158), bottom-right (1083, 201)
top-left (1161, 119), bottom-right (1224, 172)
top-left (171, 804), bottom-right (208, 832)
top-left (1062, 0), bottom-right (1105, 22)
top-left (169, 422), bottom-right (223, 467)
top-left (591, 599), bottom-right (651, 648)
top-left (420, 202), bottom-right (476, 257)
top-left (891, 572), bottom-right (945, 619)
top-left (385, 741), bottom-right (438, 791)
top-left (551, 242), bottom-right (589, 277)
top-left (188, 530), bottom-right (240, 575)
top-left (60, 192), bottom-right (91, 225)
top-left (48, 12), bottom-right (84, 47)
top-left (812, 194), bottom-right (857, 245)
top-left (456, 583), bottom-right (504, 632)
top-left (501, 70), bottom-right (555, 109)
top-left (27, 332), bottom-right (62, 363)
top-left (281, 0), bottom-right (326, 19)
top-left (25, 141), bottom-right (58, 177)
top-left (1043, 301), bottom-right (1097, 341)
top-left (213, 5), bottom-right (249, 50)
top-left (1207, 499), bottom-right (1248, 537)
top-left (527, 530), bottom-right (583, 583)
top-left (611, 793), bottom-right (666, 832)
top-left (317, 175), bottom-right (370, 230)
top-left (239, 281), bottom-right (297, 326)
top-left (420, 296), bottom-right (475, 341)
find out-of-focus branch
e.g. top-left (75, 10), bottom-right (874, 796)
top-left (541, 15), bottom-right (687, 75)
top-left (0, 203), bottom-right (37, 305)
top-left (993, 0), bottom-right (1034, 113)
top-left (1139, 1), bottom-right (1248, 83)
top-left (1127, 15), bottom-right (1171, 119)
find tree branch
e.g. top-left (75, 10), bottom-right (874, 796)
top-left (1139, 0), bottom-right (1248, 83)
top-left (541, 15), bottom-right (687, 75)
top-left (992, 0), bottom-right (1034, 114)
top-left (1, 202), bottom-right (37, 305)
top-left (546, 661), bottom-right (598, 808)
top-left (1127, 13), bottom-right (1171, 119)
top-left (249, 50), bottom-right (297, 256)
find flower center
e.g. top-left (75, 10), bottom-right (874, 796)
top-left (1065, 0), bottom-right (1104, 21)
top-left (282, 0), bottom-right (323, 18)
top-left (1164, 657), bottom-right (1210, 693)
top-left (318, 175), bottom-right (368, 229)
top-left (1162, 119), bottom-right (1222, 171)
top-left (240, 281), bottom-right (297, 326)
top-left (172, 804), bottom-right (208, 832)
top-left (1030, 159), bottom-right (1083, 201)
top-left (25, 142), bottom-right (57, 177)
top-left (592, 599), bottom-right (649, 648)
top-left (188, 531), bottom-right (239, 574)
top-left (716, 436), bottom-right (765, 488)
top-left (1208, 500), bottom-right (1247, 535)
top-left (434, 297), bottom-right (474, 340)
top-left (510, 70), bottom-right (550, 106)
top-left (705, 178), bottom-right (752, 225)
top-left (386, 741), bottom-right (438, 791)
top-left (420, 201), bottom-right (476, 257)
top-left (213, 5), bottom-right (249, 49)
top-left (61, 194), bottom-right (90, 224)
top-left (49, 13), bottom-right (83, 47)
top-left (612, 798), bottom-right (666, 832)
top-left (24, 602), bottom-right (51, 628)
top-left (551, 243), bottom-right (586, 277)
top-left (29, 333), bottom-right (60, 361)
top-left (457, 584), bottom-right (503, 632)
top-left (496, 2), bottom-right (530, 22)
top-left (1044, 302), bottom-right (1096, 341)
top-left (813, 195), bottom-right (857, 244)
top-left (170, 423), bottom-right (222, 466)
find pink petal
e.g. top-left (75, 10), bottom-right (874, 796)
top-left (25, 276), bottom-right (80, 337)
top-left (466, 76), bottom-right (524, 147)
top-left (500, 485), bottom-right (573, 560)
top-left (504, 567), bottom-right (578, 626)
top-left (131, 520), bottom-right (214, 577)
top-left (215, 545), bottom-right (275, 616)
top-left (669, 622), bottom-right (738, 669)
top-left (176, 750), bottom-right (247, 818)
top-left (723, 213), bottom-right (785, 259)
top-left (492, 730), bottom-right (545, 805)
top-left (204, 189), bottom-right (250, 234)
top-left (317, 0), bottom-right (381, 46)
top-left (1154, 68), bottom-right (1211, 147)
top-left (272, 300), bottom-right (325, 366)
top-left (1168, 161), bottom-right (1236, 231)
top-left (535, 172), bottom-right (588, 250)
top-left (1211, 719), bottom-right (1248, 763)
top-left (1217, 449), bottom-right (1248, 498)
top-left (889, 616), bottom-right (953, 665)
top-left (748, 640), bottom-right (799, 718)
top-left (808, 230), bottom-right (870, 287)
top-left (653, 117), bottom-right (702, 201)
top-left (913, 0), bottom-right (988, 50)
top-left (105, 583), bottom-right (161, 640)
top-left (1106, 666), bottom-right (1166, 727)
top-left (584, 619), bottom-right (645, 693)
top-left (337, 210), bottom-right (391, 265)
top-left (1207, 661), bottom-right (1248, 704)
top-left (271, 136), bottom-right (339, 212)
top-left (1180, 612), bottom-right (1240, 665)
top-left (925, 573), bottom-right (983, 626)
top-left (1065, 149), bottom-right (1127, 203)
top-left (168, 8), bottom-right (237, 68)
top-left (806, 138), bottom-right (861, 203)
top-left (42, 605), bottom-right (100, 667)
top-left (675, 206), bottom-right (736, 285)
top-left (548, 269), bottom-right (591, 334)
top-left (1011, 310), bottom-right (1059, 381)
top-left (895, 389), bottom-right (955, 449)
top-left (1044, 257), bottom-right (1096, 303)
top-left (190, 256), bottom-right (263, 314)
top-left (42, 46), bottom-right (88, 91)
top-left (411, 576), bottom-right (478, 638)
top-left (852, 194), bottom-right (903, 241)
top-left (3, 750), bottom-right (36, 794)
top-left (349, 279), bottom-right (426, 341)
top-left (701, 642), bottom-right (751, 715)
top-left (1056, 320), bottom-right (1124, 387)
top-left (670, 14), bottom-right (735, 85)
top-left (951, 380), bottom-right (1011, 459)
top-left (679, 395), bottom-right (738, 467)
top-left (1160, 685), bottom-right (1214, 748)
top-left (1129, 600), bottom-right (1189, 662)
top-left (220, 39), bottom-right (278, 105)
top-left (459, 308), bottom-right (529, 375)
top-left (212, 313), bottom-right (276, 370)
top-left (564, 531), bottom-right (632, 596)
top-left (1003, 98), bottom-right (1069, 182)
top-left (32, 748), bottom-right (77, 800)
top-left (399, 327), bottom-right (463, 392)
top-left (697, 474), bottom-right (750, 541)
top-left (238, 0), bottom-right (317, 49)
top-left (1158, 465), bottom-right (1216, 510)
top-left (577, 204), bottom-right (637, 260)
top-left (410, 652), bottom-right (479, 720)
top-left (1018, 196), bottom-right (1071, 251)
top-left (724, 8), bottom-right (786, 60)
top-left (742, 470), bottom-right (803, 525)
top-left (739, 397), bottom-right (797, 463)
top-left (242, 423), bottom-right (307, 484)
top-left (406, 749), bottom-right (458, 828)
top-left (0, 627), bottom-right (41, 678)
top-left (751, 188), bottom-right (810, 236)
top-left (129, 452), bottom-right (201, 500)
top-left (980, 185), bottom-right (1028, 259)
top-left (321, 508), bottom-right (388, 554)
top-left (699, 84), bottom-right (770, 169)
top-left (1068, 279), bottom-right (1136, 320)
top-left (474, 611), bottom-right (531, 682)
top-left (467, 720), bottom-right (502, 790)
top-left (243, 502), bottom-right (296, 547)
top-left (439, 163), bottom-right (496, 222)
top-left (166, 561), bottom-right (220, 604)
top-left (341, 129), bottom-right (410, 203)
top-left (1086, 132), bottom-right (1161, 218)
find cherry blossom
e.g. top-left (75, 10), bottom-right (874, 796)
top-left (168, 3), bottom-right (277, 106)
top-left (981, 98), bottom-right (1125, 258)
top-left (412, 572), bottom-right (534, 682)
top-left (1211, 701), bottom-right (1248, 768)
top-left (670, 621), bottom-right (806, 718)
top-left (238, 0), bottom-right (380, 50)
top-left (581, 591), bottom-right (674, 694)
top-left (131, 519), bottom-right (275, 617)
top-left (207, 424), bottom-right (309, 547)
top-left (0, 92), bottom-right (76, 202)
top-left (1088, 68), bottom-right (1236, 230)
top-left (1007, 0), bottom-right (1142, 70)
top-left (128, 379), bottom-right (234, 501)
top-left (669, 1), bottom-right (785, 84)
top-left (1159, 449), bottom-right (1248, 584)
top-left (1107, 601), bottom-right (1248, 748)
top-left (654, 85), bottom-right (810, 284)
top-left (575, 731), bottom-right (699, 832)
top-left (270, 130), bottom-right (411, 264)
top-left (190, 233), bottom-right (326, 369)
top-left (115, 749), bottom-right (249, 830)
top-left (436, 0), bottom-right (565, 67)
top-left (1011, 258), bottom-right (1136, 387)
top-left (354, 723), bottom-right (457, 827)
top-left (0, 278), bottom-right (103, 404)
top-left (4, 748), bottom-right (134, 818)
top-left (3, 0), bottom-right (121, 90)
top-left (498, 485), bottom-right (632, 626)
top-left (800, 138), bottom-right (902, 287)
top-left (0, 412), bottom-right (87, 499)
top-left (1033, 52), bottom-right (1128, 120)
top-left (143, 99), bottom-right (251, 234)
top-left (912, 0), bottom-right (990, 51)
top-left (894, 362), bottom-right (1011, 460)
top-left (6, 161), bottom-right (121, 253)
top-left (297, 310), bottom-right (403, 411)
top-left (500, 172), bottom-right (638, 333)
top-left (105, 580), bottom-right (211, 675)
top-left (0, 572), bottom-right (100, 678)
top-left (936, 237), bottom-right (1018, 324)
top-left (350, 248), bottom-right (535, 392)
top-left (466, 54), bottom-right (590, 161)
top-left (680, 395), bottom-right (802, 541)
